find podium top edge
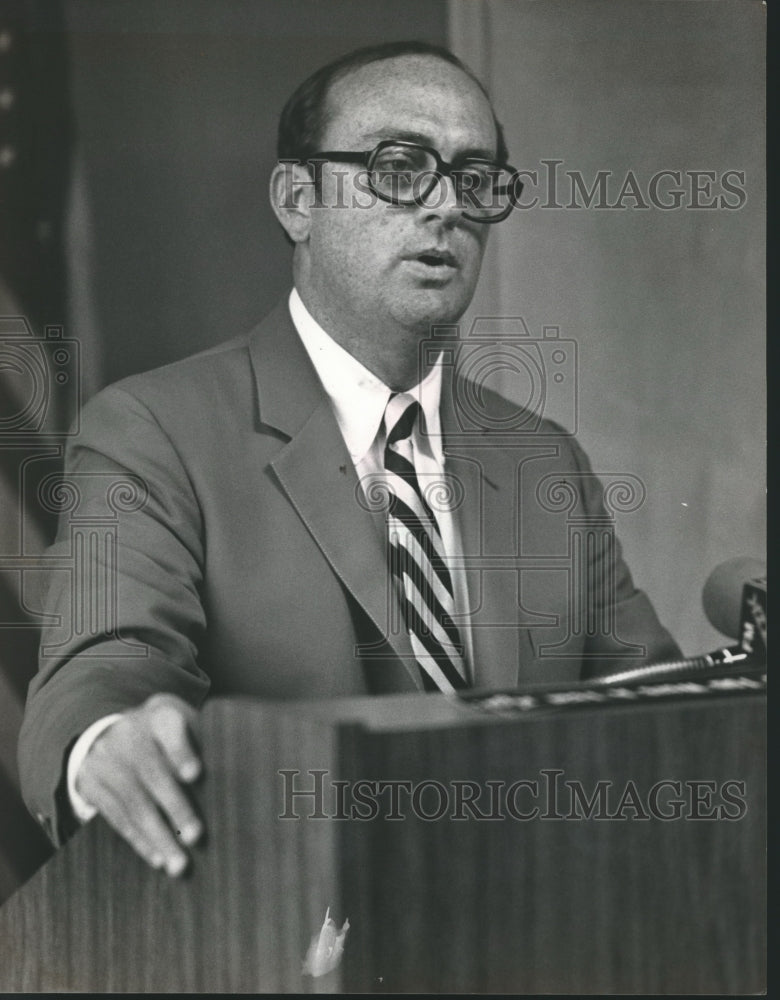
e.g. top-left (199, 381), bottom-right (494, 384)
top-left (202, 666), bottom-right (766, 733)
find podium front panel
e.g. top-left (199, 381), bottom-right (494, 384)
top-left (0, 683), bottom-right (766, 993)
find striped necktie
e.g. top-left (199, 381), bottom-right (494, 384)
top-left (383, 393), bottom-right (469, 692)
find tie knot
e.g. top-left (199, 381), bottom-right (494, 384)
top-left (385, 394), bottom-right (421, 447)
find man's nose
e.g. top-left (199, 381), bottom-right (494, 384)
top-left (418, 172), bottom-right (463, 221)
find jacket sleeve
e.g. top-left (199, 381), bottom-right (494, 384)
top-left (565, 433), bottom-right (682, 678)
top-left (18, 384), bottom-right (211, 845)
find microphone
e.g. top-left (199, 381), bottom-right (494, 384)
top-left (702, 556), bottom-right (766, 641)
top-left (596, 557), bottom-right (766, 686)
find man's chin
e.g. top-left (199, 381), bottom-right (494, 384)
top-left (392, 286), bottom-right (472, 332)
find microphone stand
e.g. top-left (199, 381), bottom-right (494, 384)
top-left (592, 645), bottom-right (757, 687)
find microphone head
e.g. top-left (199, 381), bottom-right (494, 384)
top-left (702, 556), bottom-right (766, 639)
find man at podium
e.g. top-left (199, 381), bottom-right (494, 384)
top-left (18, 42), bottom-right (679, 877)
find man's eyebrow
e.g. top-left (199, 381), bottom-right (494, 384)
top-left (360, 128), bottom-right (497, 160)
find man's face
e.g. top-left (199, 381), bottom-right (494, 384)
top-left (299, 55), bottom-right (498, 345)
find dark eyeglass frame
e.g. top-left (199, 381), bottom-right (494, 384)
top-left (307, 139), bottom-right (523, 223)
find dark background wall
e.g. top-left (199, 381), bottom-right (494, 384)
top-left (0, 0), bottom-right (448, 906)
top-left (453, 0), bottom-right (765, 657)
top-left (66, 0), bottom-right (448, 386)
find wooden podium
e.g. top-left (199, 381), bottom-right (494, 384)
top-left (0, 676), bottom-right (766, 993)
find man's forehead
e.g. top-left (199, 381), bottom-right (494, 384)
top-left (323, 54), bottom-right (497, 153)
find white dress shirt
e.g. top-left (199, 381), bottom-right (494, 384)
top-left (289, 288), bottom-right (474, 674)
top-left (67, 288), bottom-right (473, 822)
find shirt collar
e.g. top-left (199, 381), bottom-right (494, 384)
top-left (288, 288), bottom-right (444, 463)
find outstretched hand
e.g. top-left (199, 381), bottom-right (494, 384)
top-left (74, 693), bottom-right (203, 876)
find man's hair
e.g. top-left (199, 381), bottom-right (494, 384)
top-left (277, 40), bottom-right (509, 165)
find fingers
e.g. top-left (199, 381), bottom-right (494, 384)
top-left (83, 770), bottom-right (182, 874)
top-left (76, 693), bottom-right (204, 876)
top-left (146, 695), bottom-right (202, 784)
top-left (135, 740), bottom-right (202, 848)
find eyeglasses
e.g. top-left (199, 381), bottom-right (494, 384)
top-left (308, 140), bottom-right (523, 223)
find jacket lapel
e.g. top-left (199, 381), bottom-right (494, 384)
top-left (247, 301), bottom-right (544, 693)
top-left (440, 377), bottom-right (536, 690)
top-left (247, 301), bottom-right (420, 691)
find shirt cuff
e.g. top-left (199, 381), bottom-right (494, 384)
top-left (67, 714), bottom-right (123, 823)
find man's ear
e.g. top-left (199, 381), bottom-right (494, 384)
top-left (269, 161), bottom-right (317, 243)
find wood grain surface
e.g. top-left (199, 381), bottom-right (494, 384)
top-left (0, 689), bottom-right (766, 993)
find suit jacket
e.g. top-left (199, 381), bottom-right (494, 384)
top-left (18, 299), bottom-right (679, 842)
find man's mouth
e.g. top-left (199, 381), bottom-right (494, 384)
top-left (407, 249), bottom-right (458, 268)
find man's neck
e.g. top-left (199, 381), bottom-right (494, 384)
top-left (292, 284), bottom-right (432, 392)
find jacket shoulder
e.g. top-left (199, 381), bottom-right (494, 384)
top-left (452, 378), bottom-right (576, 440)
top-left (109, 332), bottom-right (251, 409)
